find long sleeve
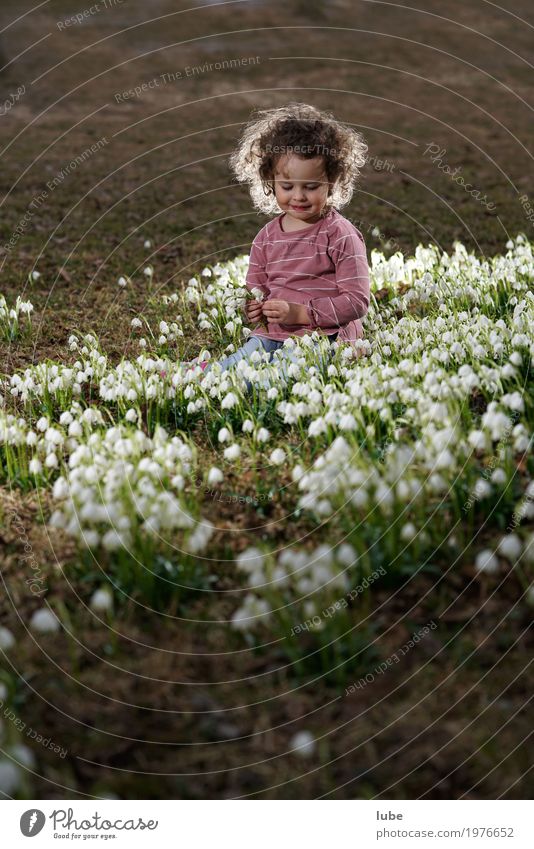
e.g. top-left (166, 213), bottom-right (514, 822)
top-left (305, 229), bottom-right (370, 330)
top-left (245, 234), bottom-right (270, 298)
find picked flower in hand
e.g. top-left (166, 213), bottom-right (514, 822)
top-left (244, 287), bottom-right (267, 329)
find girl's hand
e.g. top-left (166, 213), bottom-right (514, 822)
top-left (245, 300), bottom-right (264, 323)
top-left (262, 299), bottom-right (310, 326)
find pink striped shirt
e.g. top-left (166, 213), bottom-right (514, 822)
top-left (245, 206), bottom-right (370, 344)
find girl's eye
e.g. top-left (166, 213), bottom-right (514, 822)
top-left (281, 184), bottom-right (319, 190)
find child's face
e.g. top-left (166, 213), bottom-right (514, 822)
top-left (272, 153), bottom-right (331, 222)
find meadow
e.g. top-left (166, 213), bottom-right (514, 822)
top-left (1, 235), bottom-right (533, 798)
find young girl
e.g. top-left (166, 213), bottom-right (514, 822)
top-left (190, 102), bottom-right (371, 385)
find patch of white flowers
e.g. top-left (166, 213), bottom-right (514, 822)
top-left (0, 293), bottom-right (33, 341)
top-left (49, 424), bottom-right (214, 555)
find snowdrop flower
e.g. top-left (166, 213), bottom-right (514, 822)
top-left (68, 420), bottom-right (83, 438)
top-left (269, 448), bottom-right (286, 465)
top-left (473, 479), bottom-right (492, 500)
top-left (236, 547), bottom-right (265, 573)
top-left (468, 430), bottom-right (487, 452)
top-left (224, 443), bottom-right (241, 461)
top-left (45, 452), bottom-right (58, 469)
top-left (490, 468), bottom-right (507, 486)
top-left (289, 730), bottom-right (316, 757)
top-left (131, 317), bottom-right (142, 329)
top-left (222, 392), bottom-right (238, 410)
top-left (0, 761), bottom-right (21, 795)
top-left (308, 417), bottom-right (328, 437)
top-left (90, 588), bottom-right (113, 613)
top-left (474, 549), bottom-right (499, 575)
top-left (497, 534), bottom-right (522, 563)
top-left (29, 458), bottom-right (42, 475)
top-left (125, 408), bottom-right (137, 423)
top-left (0, 626), bottom-right (15, 650)
top-left (256, 427), bottom-right (270, 443)
top-left (143, 266), bottom-right (153, 278)
top-left (207, 467), bottom-right (224, 485)
top-left (242, 419), bottom-right (254, 433)
top-left (118, 276), bottom-right (128, 288)
top-left (339, 413), bottom-right (357, 431)
top-left (400, 522), bottom-right (417, 542)
top-left (144, 239), bottom-right (152, 249)
top-left (218, 427), bottom-right (232, 444)
top-left (8, 744), bottom-right (36, 770)
top-left (30, 608), bottom-right (60, 634)
top-left (36, 416), bottom-right (49, 432)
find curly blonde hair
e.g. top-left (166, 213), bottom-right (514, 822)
top-left (228, 102), bottom-right (368, 216)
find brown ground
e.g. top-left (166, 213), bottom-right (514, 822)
top-left (0, 0), bottom-right (533, 799)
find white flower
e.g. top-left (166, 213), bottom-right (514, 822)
top-left (336, 543), bottom-right (356, 567)
top-left (29, 458), bottom-right (42, 475)
top-left (207, 467), bottom-right (224, 485)
top-left (308, 417), bottom-right (327, 437)
top-left (256, 427), bottom-right (270, 443)
top-left (222, 392), bottom-right (238, 410)
top-left (131, 317), bottom-right (142, 329)
top-left (45, 452), bottom-right (58, 469)
top-left (269, 448), bottom-right (286, 465)
top-left (143, 266), bottom-right (153, 278)
top-left (0, 626), bottom-right (15, 650)
top-left (90, 588), bottom-right (113, 612)
top-left (30, 608), bottom-right (60, 633)
top-left (125, 408), bottom-right (137, 423)
top-left (236, 547), bottom-right (265, 572)
top-left (144, 239), bottom-right (152, 248)
top-left (223, 443), bottom-right (241, 461)
top-left (468, 430), bottom-right (487, 452)
top-left (474, 549), bottom-right (499, 575)
top-left (8, 744), bottom-right (36, 770)
top-left (400, 522), bottom-right (417, 542)
top-left (497, 534), bottom-right (522, 563)
top-left (0, 761), bottom-right (21, 795)
top-left (118, 276), bottom-right (128, 288)
top-left (102, 529), bottom-right (126, 550)
top-left (68, 420), bottom-right (82, 438)
top-left (218, 427), bottom-right (232, 443)
top-left (289, 730), bottom-right (316, 757)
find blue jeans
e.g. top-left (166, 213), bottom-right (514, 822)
top-left (203, 333), bottom-right (338, 392)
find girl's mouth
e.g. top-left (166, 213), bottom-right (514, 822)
top-left (290, 205), bottom-right (310, 210)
